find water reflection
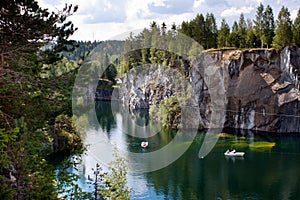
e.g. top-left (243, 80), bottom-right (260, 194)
top-left (95, 101), bottom-right (117, 134)
top-left (78, 101), bottom-right (300, 200)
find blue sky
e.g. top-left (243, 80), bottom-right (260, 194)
top-left (37, 0), bottom-right (299, 41)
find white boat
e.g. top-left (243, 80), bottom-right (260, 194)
top-left (224, 149), bottom-right (245, 157)
top-left (141, 141), bottom-right (148, 148)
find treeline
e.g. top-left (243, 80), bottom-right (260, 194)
top-left (62, 40), bottom-right (124, 61)
top-left (118, 22), bottom-right (195, 75)
top-left (105, 4), bottom-right (300, 77)
top-left (0, 1), bottom-right (131, 199)
top-left (179, 4), bottom-right (300, 49)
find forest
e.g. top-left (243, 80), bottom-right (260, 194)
top-left (115, 4), bottom-right (300, 76)
top-left (0, 1), bottom-right (129, 199)
top-left (0, 0), bottom-right (300, 199)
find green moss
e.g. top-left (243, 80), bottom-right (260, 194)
top-left (50, 115), bottom-right (82, 153)
top-left (218, 133), bottom-right (235, 138)
top-left (249, 141), bottom-right (276, 149)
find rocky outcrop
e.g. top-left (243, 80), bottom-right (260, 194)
top-left (192, 46), bottom-right (300, 133)
top-left (49, 114), bottom-right (82, 153)
top-left (119, 65), bottom-right (190, 109)
top-left (119, 46), bottom-right (300, 133)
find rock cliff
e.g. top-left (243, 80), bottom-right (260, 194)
top-left (119, 46), bottom-right (300, 133)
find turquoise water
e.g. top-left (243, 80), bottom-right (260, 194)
top-left (76, 101), bottom-right (300, 199)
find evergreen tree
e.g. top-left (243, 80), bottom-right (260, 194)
top-left (161, 22), bottom-right (167, 35)
top-left (272, 6), bottom-right (293, 49)
top-left (141, 28), bottom-right (151, 64)
top-left (238, 13), bottom-right (247, 48)
top-left (217, 18), bottom-right (230, 48)
top-left (263, 5), bottom-right (275, 48)
top-left (149, 21), bottom-right (161, 63)
top-left (191, 14), bottom-right (206, 47)
top-left (0, 1), bottom-right (78, 73)
top-left (246, 29), bottom-right (260, 48)
top-left (229, 21), bottom-right (240, 47)
top-left (179, 21), bottom-right (193, 37)
top-left (171, 23), bottom-right (177, 35)
top-left (205, 13), bottom-right (218, 49)
top-left (293, 8), bottom-right (300, 47)
top-left (254, 3), bottom-right (265, 47)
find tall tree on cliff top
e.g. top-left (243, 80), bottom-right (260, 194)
top-left (217, 18), bottom-right (230, 48)
top-left (0, 0), bottom-right (78, 74)
top-left (205, 13), bottom-right (218, 49)
top-left (253, 3), bottom-right (264, 47)
top-left (238, 13), bottom-right (247, 48)
top-left (263, 5), bottom-right (275, 48)
top-left (229, 21), bottom-right (240, 47)
top-left (272, 6), bottom-right (293, 49)
top-left (191, 13), bottom-right (206, 47)
top-left (293, 8), bottom-right (300, 47)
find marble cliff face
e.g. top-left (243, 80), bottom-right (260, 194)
top-left (119, 46), bottom-right (300, 133)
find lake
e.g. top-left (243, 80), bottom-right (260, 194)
top-left (75, 101), bottom-right (300, 200)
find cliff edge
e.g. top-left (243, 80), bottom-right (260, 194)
top-left (119, 46), bottom-right (300, 133)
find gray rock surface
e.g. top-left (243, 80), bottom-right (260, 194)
top-left (119, 46), bottom-right (300, 133)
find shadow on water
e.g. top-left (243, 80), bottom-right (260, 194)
top-left (95, 101), bottom-right (117, 135)
top-left (80, 101), bottom-right (300, 200)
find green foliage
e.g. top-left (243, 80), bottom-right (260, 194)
top-left (217, 19), bottom-right (230, 48)
top-left (246, 29), bottom-right (260, 48)
top-left (0, 0), bottom-right (78, 74)
top-left (238, 13), bottom-right (247, 48)
top-left (150, 96), bottom-right (181, 129)
top-left (229, 21), bottom-right (240, 47)
top-left (254, 3), bottom-right (265, 47)
top-left (272, 6), bottom-right (293, 49)
top-left (0, 1), bottom-right (89, 198)
top-left (293, 8), bottom-right (300, 47)
top-left (41, 57), bottom-right (79, 78)
top-left (0, 120), bottom-right (60, 199)
top-left (118, 23), bottom-right (193, 77)
top-left (56, 155), bottom-right (91, 200)
top-left (205, 13), bottom-right (218, 49)
top-left (89, 148), bottom-right (131, 200)
top-left (263, 5), bottom-right (275, 47)
top-left (178, 13), bottom-right (218, 49)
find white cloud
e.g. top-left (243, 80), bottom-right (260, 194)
top-left (221, 6), bottom-right (254, 17)
top-left (36, 0), bottom-right (300, 41)
top-left (291, 9), bottom-right (298, 21)
top-left (193, 0), bottom-right (205, 9)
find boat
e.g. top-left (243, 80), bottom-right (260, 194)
top-left (224, 149), bottom-right (245, 157)
top-left (141, 141), bottom-right (148, 148)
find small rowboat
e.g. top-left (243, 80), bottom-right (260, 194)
top-left (224, 149), bottom-right (245, 157)
top-left (141, 141), bottom-right (148, 148)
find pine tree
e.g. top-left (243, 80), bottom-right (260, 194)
top-left (205, 13), bottom-right (218, 49)
top-left (229, 21), bottom-right (240, 47)
top-left (263, 5), bottom-right (275, 48)
top-left (217, 18), bottom-right (230, 48)
top-left (179, 21), bottom-right (192, 37)
top-left (191, 14), bottom-right (206, 47)
top-left (272, 6), bottom-right (293, 49)
top-left (161, 22), bottom-right (167, 36)
top-left (293, 8), bottom-right (300, 47)
top-left (238, 13), bottom-right (247, 48)
top-left (0, 1), bottom-right (78, 72)
top-left (253, 3), bottom-right (265, 47)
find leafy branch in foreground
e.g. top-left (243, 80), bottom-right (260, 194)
top-left (89, 148), bottom-right (131, 200)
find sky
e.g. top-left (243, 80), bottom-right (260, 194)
top-left (37, 0), bottom-right (299, 41)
